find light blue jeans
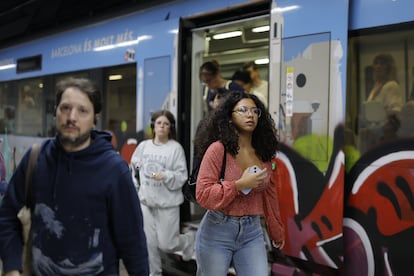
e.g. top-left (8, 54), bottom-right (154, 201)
top-left (195, 210), bottom-right (268, 276)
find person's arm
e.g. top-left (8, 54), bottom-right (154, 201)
top-left (0, 154), bottom-right (29, 273)
top-left (196, 143), bottom-right (238, 210)
top-left (109, 164), bottom-right (149, 275)
top-left (382, 81), bottom-right (403, 114)
top-left (160, 143), bottom-right (188, 191)
top-left (263, 165), bottom-right (285, 244)
top-left (130, 140), bottom-right (145, 171)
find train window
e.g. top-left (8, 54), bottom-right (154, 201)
top-left (347, 24), bottom-right (414, 155)
top-left (0, 66), bottom-right (137, 140)
top-left (15, 78), bottom-right (45, 136)
top-left (280, 32), bottom-right (331, 171)
top-left (0, 82), bottom-right (17, 134)
top-left (103, 64), bottom-right (137, 153)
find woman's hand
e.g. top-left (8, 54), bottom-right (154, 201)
top-left (150, 172), bottom-right (165, 181)
top-left (236, 167), bottom-right (267, 191)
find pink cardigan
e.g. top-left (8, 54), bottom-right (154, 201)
top-left (196, 141), bottom-right (284, 242)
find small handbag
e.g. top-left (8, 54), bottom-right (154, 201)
top-left (17, 143), bottom-right (41, 276)
top-left (134, 166), bottom-right (141, 189)
top-left (183, 148), bottom-right (226, 203)
top-left (131, 141), bottom-right (146, 192)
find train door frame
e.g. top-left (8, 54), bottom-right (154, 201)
top-left (177, 0), bottom-right (271, 222)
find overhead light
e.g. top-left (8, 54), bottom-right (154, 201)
top-left (255, 58), bottom-right (269, 65)
top-left (252, 26), bottom-right (270, 33)
top-left (212, 31), bottom-right (242, 40)
top-left (0, 64), bottom-right (16, 70)
top-left (108, 74), bottom-right (123, 81)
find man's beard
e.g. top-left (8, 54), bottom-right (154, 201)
top-left (58, 129), bottom-right (91, 149)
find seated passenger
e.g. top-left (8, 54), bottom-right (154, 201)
top-left (366, 53), bottom-right (403, 117)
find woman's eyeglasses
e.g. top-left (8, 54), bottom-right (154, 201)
top-left (232, 106), bottom-right (262, 117)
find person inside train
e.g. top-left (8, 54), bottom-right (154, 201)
top-left (359, 53), bottom-right (404, 151)
top-left (231, 69), bottom-right (268, 108)
top-left (379, 113), bottom-right (400, 143)
top-left (243, 61), bottom-right (269, 105)
top-left (199, 60), bottom-right (243, 114)
top-left (188, 88), bottom-right (232, 200)
top-left (365, 53), bottom-right (403, 117)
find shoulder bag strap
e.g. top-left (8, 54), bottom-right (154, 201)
top-left (20, 143), bottom-right (40, 275)
top-left (25, 143), bottom-right (41, 208)
top-left (219, 149), bottom-right (226, 182)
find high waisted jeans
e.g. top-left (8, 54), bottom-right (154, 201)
top-left (195, 210), bottom-right (268, 276)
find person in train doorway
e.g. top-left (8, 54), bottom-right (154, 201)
top-left (231, 69), bottom-right (268, 108)
top-left (243, 61), bottom-right (269, 106)
top-left (0, 77), bottom-right (149, 275)
top-left (184, 88), bottom-right (230, 205)
top-left (130, 110), bottom-right (194, 276)
top-left (194, 91), bottom-right (285, 276)
top-left (199, 59), bottom-right (243, 114)
top-left (196, 88), bottom-right (231, 155)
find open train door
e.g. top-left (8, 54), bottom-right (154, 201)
top-left (268, 0), bottom-right (350, 275)
top-left (177, 1), bottom-right (271, 222)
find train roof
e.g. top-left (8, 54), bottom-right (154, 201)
top-left (0, 0), bottom-right (176, 48)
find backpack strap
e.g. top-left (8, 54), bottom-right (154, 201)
top-left (25, 143), bottom-right (41, 208)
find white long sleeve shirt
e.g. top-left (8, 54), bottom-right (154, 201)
top-left (130, 139), bottom-right (188, 207)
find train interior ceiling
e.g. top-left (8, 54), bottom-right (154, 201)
top-left (199, 16), bottom-right (270, 80)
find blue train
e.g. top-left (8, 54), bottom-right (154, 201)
top-left (1, 0), bottom-right (414, 275)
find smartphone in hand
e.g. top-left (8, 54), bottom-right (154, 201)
top-left (242, 165), bottom-right (260, 194)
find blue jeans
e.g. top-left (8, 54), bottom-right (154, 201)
top-left (195, 210), bottom-right (268, 276)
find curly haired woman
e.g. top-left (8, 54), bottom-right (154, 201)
top-left (194, 91), bottom-right (284, 276)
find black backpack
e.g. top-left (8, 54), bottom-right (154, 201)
top-left (182, 148), bottom-right (226, 204)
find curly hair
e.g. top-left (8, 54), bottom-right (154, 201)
top-left (194, 91), bottom-right (278, 162)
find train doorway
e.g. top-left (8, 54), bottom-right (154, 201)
top-left (178, 0), bottom-right (271, 222)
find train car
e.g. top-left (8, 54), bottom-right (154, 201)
top-left (1, 0), bottom-right (414, 275)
